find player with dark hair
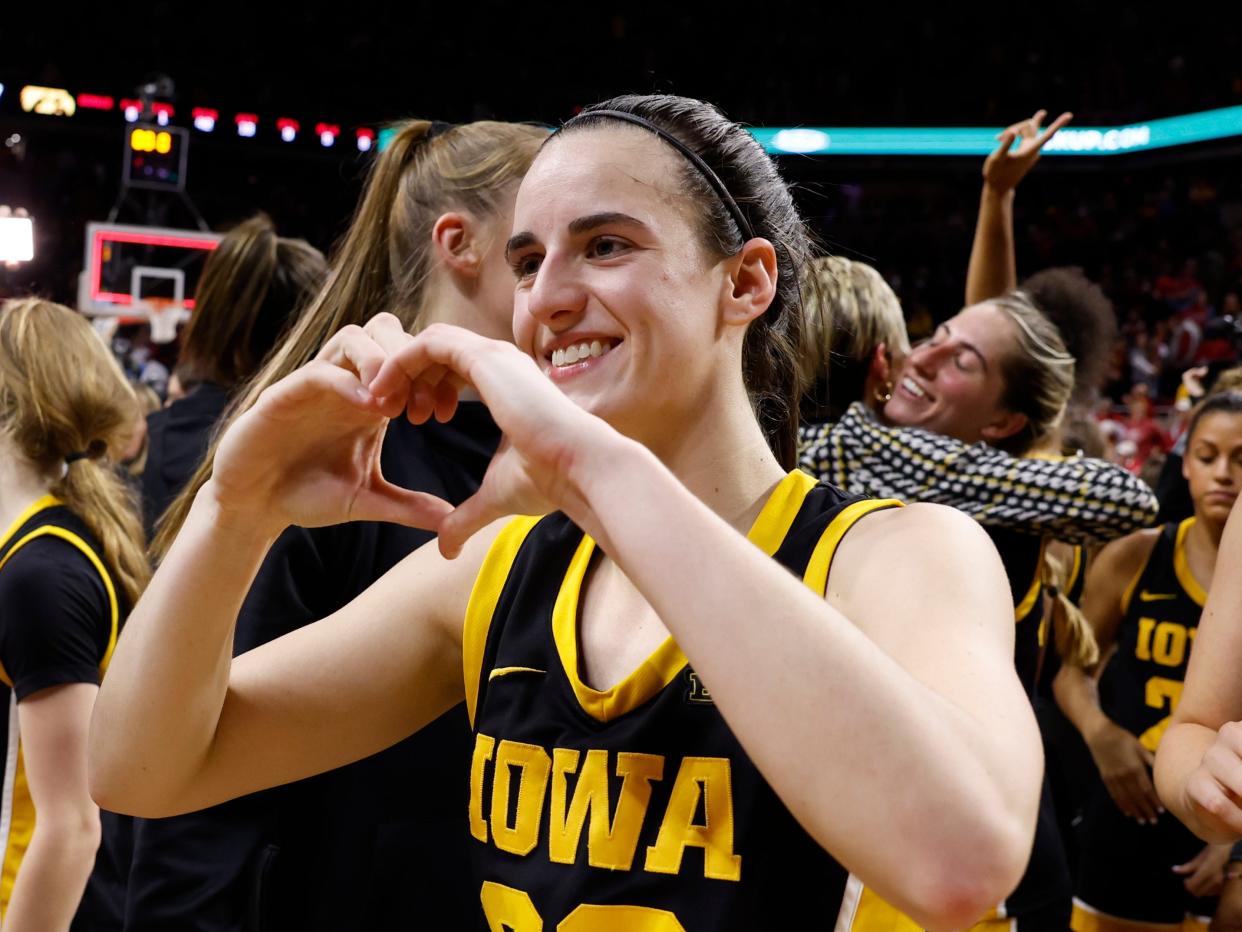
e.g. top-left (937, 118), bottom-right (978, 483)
top-left (91, 94), bottom-right (1043, 930)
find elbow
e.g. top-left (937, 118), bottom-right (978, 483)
top-left (36, 808), bottom-right (102, 864)
top-left (903, 813), bottom-right (1031, 932)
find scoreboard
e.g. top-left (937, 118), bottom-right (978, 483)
top-left (124, 124), bottom-right (188, 191)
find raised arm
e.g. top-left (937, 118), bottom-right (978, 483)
top-left (801, 402), bottom-right (1158, 545)
top-left (1054, 530), bottom-right (1164, 824)
top-left (965, 110), bottom-right (1072, 306)
top-left (89, 323), bottom-right (478, 817)
top-left (1156, 504), bottom-right (1242, 841)
top-left (372, 325), bottom-right (1043, 930)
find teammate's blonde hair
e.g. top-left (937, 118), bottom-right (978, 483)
top-left (992, 291), bottom-right (1076, 455)
top-left (152, 119), bottom-right (547, 559)
top-left (0, 299), bottom-right (149, 604)
top-left (799, 256), bottom-right (909, 422)
top-left (1041, 545), bottom-right (1098, 670)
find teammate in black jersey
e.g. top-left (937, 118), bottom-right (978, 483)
top-left (1056, 392), bottom-right (1242, 930)
top-left (0, 299), bottom-right (149, 929)
top-left (92, 94), bottom-right (1044, 930)
top-left (126, 119), bottom-right (543, 932)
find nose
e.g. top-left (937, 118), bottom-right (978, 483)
top-left (523, 251), bottom-right (588, 332)
top-left (908, 340), bottom-right (946, 379)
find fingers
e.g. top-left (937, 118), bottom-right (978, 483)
top-left (273, 360), bottom-right (380, 413)
top-left (349, 482), bottom-right (454, 530)
top-left (316, 324), bottom-right (389, 388)
top-left (1187, 765), bottom-right (1242, 837)
top-left (1034, 111), bottom-right (1074, 150)
top-left (993, 129), bottom-right (1017, 155)
top-left (438, 490), bottom-right (507, 560)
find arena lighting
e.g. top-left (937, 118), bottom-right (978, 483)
top-left (120, 99), bottom-right (141, 123)
top-left (192, 108), bottom-right (217, 132)
top-left (752, 104), bottom-right (1242, 157)
top-left (77, 93), bottom-right (114, 111)
top-left (152, 103), bottom-right (174, 127)
top-left (0, 84), bottom-right (5, 102)
top-left (0, 212), bottom-right (35, 264)
top-left (236, 113), bottom-right (258, 138)
top-left (19, 85), bottom-right (75, 116)
top-left (277, 118), bottom-right (300, 143)
top-left (316, 123), bottom-right (339, 147)
top-left (356, 128), bottom-right (375, 152)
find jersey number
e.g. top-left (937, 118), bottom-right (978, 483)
top-left (481, 881), bottom-right (687, 931)
top-left (1139, 676), bottom-right (1184, 753)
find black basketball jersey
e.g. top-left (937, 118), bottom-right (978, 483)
top-left (987, 527), bottom-right (1046, 696)
top-left (462, 470), bottom-right (897, 930)
top-left (1100, 518), bottom-right (1206, 753)
top-left (0, 495), bottom-right (121, 920)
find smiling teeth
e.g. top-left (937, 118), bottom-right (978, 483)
top-left (902, 377), bottom-right (928, 399)
top-left (552, 340), bottom-right (612, 368)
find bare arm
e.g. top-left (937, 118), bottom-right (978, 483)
top-left (89, 335), bottom-right (481, 817)
top-left (5, 684), bottom-right (100, 932)
top-left (1054, 530), bottom-right (1164, 823)
top-left (965, 110), bottom-right (1072, 305)
top-left (358, 325), bottom-right (1044, 930)
top-left (574, 446), bottom-right (1040, 930)
top-left (1156, 505), bottom-right (1242, 841)
top-left (801, 403), bottom-right (1158, 545)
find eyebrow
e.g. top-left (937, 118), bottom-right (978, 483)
top-left (941, 323), bottom-right (989, 373)
top-left (505, 212), bottom-right (649, 260)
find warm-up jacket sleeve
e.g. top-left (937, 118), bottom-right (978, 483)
top-left (798, 402), bottom-right (1159, 546)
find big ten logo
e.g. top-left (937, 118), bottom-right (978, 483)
top-left (685, 670), bottom-right (713, 705)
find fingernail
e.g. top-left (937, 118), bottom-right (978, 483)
top-left (356, 388), bottom-right (372, 403)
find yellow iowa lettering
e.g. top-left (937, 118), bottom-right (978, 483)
top-left (645, 756), bottom-right (742, 882)
top-left (491, 740), bottom-right (551, 856)
top-left (470, 735), bottom-right (740, 881)
top-left (549, 748), bottom-right (664, 870)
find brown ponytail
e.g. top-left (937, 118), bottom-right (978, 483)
top-left (0, 299), bottom-right (149, 605)
top-left (152, 118), bottom-right (547, 559)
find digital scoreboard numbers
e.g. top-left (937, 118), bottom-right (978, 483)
top-left (124, 124), bottom-right (189, 191)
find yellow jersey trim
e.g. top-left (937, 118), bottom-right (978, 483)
top-left (1014, 538), bottom-right (1047, 624)
top-left (1067, 545), bottom-right (1084, 595)
top-left (0, 521), bottom-right (121, 688)
top-left (1173, 517), bottom-right (1208, 608)
top-left (553, 470), bottom-right (819, 723)
top-left (1119, 560), bottom-right (1146, 618)
top-left (462, 515), bottom-right (542, 728)
top-left (0, 495), bottom-right (61, 552)
top-left (802, 499), bottom-right (902, 596)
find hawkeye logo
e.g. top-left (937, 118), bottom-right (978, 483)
top-left (1139, 591), bottom-right (1178, 602)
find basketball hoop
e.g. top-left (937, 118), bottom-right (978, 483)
top-left (141, 298), bottom-right (181, 344)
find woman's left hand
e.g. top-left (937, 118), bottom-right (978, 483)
top-left (1175, 843), bottom-right (1233, 897)
top-left (368, 323), bottom-right (623, 557)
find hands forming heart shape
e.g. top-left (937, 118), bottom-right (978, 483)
top-left (208, 312), bottom-right (618, 557)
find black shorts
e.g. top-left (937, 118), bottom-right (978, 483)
top-left (1074, 781), bottom-right (1215, 926)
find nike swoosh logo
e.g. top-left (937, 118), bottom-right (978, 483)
top-left (488, 666), bottom-right (546, 681)
top-left (1139, 591), bottom-right (1178, 602)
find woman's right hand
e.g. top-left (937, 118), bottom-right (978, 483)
top-left (206, 314), bottom-right (454, 537)
top-left (1086, 718), bottom-right (1165, 824)
top-left (982, 109), bottom-right (1073, 195)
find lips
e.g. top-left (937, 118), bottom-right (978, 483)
top-left (899, 375), bottom-right (934, 403)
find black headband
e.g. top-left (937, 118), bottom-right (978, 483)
top-left (426, 120), bottom-right (455, 142)
top-left (561, 109), bottom-right (755, 243)
top-left (65, 439), bottom-right (106, 465)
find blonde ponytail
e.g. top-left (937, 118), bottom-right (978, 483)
top-left (1041, 545), bottom-right (1098, 669)
top-left (0, 299), bottom-right (149, 605)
